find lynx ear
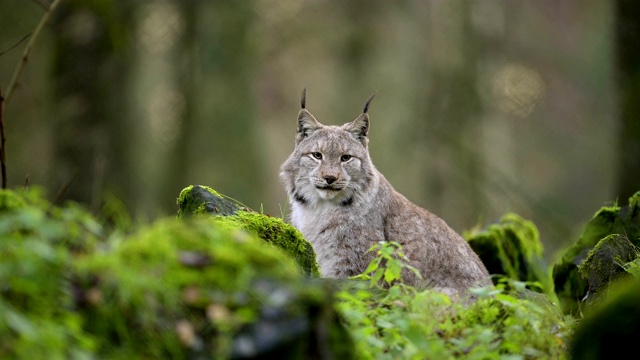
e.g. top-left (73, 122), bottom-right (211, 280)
top-left (296, 88), bottom-right (322, 144)
top-left (296, 109), bottom-right (322, 144)
top-left (344, 113), bottom-right (369, 146)
top-left (343, 93), bottom-right (374, 146)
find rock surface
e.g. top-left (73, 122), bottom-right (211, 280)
top-left (465, 213), bottom-right (553, 297)
top-left (552, 191), bottom-right (640, 314)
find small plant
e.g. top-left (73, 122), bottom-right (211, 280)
top-left (353, 241), bottom-right (422, 288)
top-left (336, 241), bottom-right (574, 359)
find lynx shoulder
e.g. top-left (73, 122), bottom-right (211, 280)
top-left (279, 89), bottom-right (491, 294)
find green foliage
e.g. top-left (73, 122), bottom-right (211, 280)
top-left (337, 241), bottom-right (574, 360)
top-left (0, 188), bottom-right (101, 359)
top-left (352, 241), bottom-right (422, 288)
top-left (5, 188), bottom-right (600, 359)
top-left (465, 213), bottom-right (554, 299)
top-left (0, 189), bottom-right (349, 359)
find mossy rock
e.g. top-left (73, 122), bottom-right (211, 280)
top-left (0, 189), bottom-right (353, 359)
top-left (577, 234), bottom-right (639, 307)
top-left (571, 278), bottom-right (640, 360)
top-left (77, 218), bottom-right (351, 359)
top-left (553, 191), bottom-right (640, 315)
top-left (177, 185), bottom-right (240, 217)
top-left (177, 185), bottom-right (320, 277)
top-left (465, 213), bottom-right (553, 298)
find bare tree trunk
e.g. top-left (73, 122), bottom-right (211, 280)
top-left (420, 0), bottom-right (483, 228)
top-left (616, 0), bottom-right (640, 199)
top-left (180, 1), bottom-right (263, 207)
top-left (50, 0), bottom-right (134, 209)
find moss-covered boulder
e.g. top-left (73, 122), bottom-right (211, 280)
top-left (465, 213), bottom-right (553, 297)
top-left (553, 191), bottom-right (640, 315)
top-left (77, 218), bottom-right (351, 359)
top-left (177, 185), bottom-right (320, 277)
top-left (571, 278), bottom-right (640, 360)
top-left (577, 234), bottom-right (639, 307)
top-left (177, 185), bottom-right (241, 217)
top-left (0, 189), bottom-right (353, 359)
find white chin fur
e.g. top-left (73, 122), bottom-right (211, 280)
top-left (316, 188), bottom-right (341, 200)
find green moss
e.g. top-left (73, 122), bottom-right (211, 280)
top-left (176, 184), bottom-right (320, 277)
top-left (0, 189), bottom-right (352, 359)
top-left (75, 217), bottom-right (303, 358)
top-left (465, 213), bottom-right (553, 298)
top-left (553, 191), bottom-right (640, 315)
top-left (215, 211), bottom-right (320, 277)
top-left (177, 185), bottom-right (239, 218)
top-left (577, 234), bottom-right (639, 306)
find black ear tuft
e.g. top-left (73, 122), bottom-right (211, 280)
top-left (363, 92), bottom-right (375, 113)
top-left (301, 88), bottom-right (307, 109)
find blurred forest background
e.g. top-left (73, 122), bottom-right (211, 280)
top-left (1, 0), bottom-right (638, 260)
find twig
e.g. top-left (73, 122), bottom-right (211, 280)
top-left (0, 86), bottom-right (6, 188)
top-left (5, 0), bottom-right (65, 105)
top-left (24, 174), bottom-right (30, 190)
top-left (0, 33), bottom-right (32, 57)
top-left (29, 0), bottom-right (50, 10)
top-left (53, 171), bottom-right (79, 205)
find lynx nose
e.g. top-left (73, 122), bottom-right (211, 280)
top-left (323, 175), bottom-right (337, 185)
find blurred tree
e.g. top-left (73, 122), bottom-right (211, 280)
top-left (420, 0), bottom-right (483, 227)
top-left (616, 0), bottom-right (640, 200)
top-left (174, 0), bottom-right (263, 208)
top-left (50, 0), bottom-right (134, 210)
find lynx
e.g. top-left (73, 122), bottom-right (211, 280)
top-left (279, 90), bottom-right (491, 295)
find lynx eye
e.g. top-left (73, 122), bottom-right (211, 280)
top-left (340, 155), bottom-right (352, 162)
top-left (311, 152), bottom-right (323, 160)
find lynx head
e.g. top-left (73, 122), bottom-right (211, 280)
top-left (280, 89), bottom-right (378, 206)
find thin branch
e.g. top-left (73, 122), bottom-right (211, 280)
top-left (5, 0), bottom-right (65, 105)
top-left (0, 33), bottom-right (32, 57)
top-left (0, 86), bottom-right (6, 188)
top-left (29, 0), bottom-right (50, 10)
top-left (53, 171), bottom-right (79, 205)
